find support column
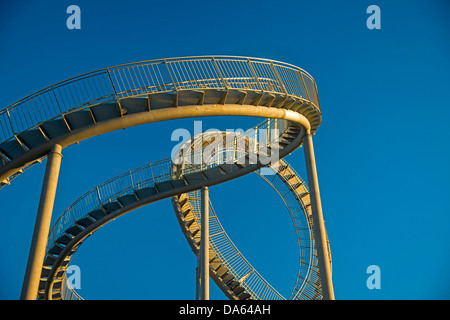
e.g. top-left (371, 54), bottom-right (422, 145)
top-left (199, 186), bottom-right (210, 300)
top-left (21, 144), bottom-right (63, 300)
top-left (303, 133), bottom-right (335, 300)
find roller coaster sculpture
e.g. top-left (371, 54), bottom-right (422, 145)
top-left (0, 56), bottom-right (334, 300)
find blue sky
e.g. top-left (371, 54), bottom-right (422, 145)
top-left (0, 0), bottom-right (449, 300)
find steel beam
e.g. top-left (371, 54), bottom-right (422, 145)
top-left (21, 144), bottom-right (63, 300)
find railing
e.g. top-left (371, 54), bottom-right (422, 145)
top-left (186, 159), bottom-right (320, 300)
top-left (46, 117), bottom-right (287, 251)
top-left (0, 56), bottom-right (320, 149)
top-left (44, 114), bottom-right (317, 300)
top-left (60, 274), bottom-right (83, 300)
top-left (187, 190), bottom-right (285, 300)
top-left (45, 117), bottom-right (292, 300)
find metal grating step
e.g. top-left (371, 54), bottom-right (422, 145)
top-left (177, 89), bottom-right (204, 107)
top-left (102, 201), bottom-right (122, 213)
top-left (76, 217), bottom-right (94, 228)
top-left (134, 186), bottom-right (157, 199)
top-left (18, 129), bottom-right (47, 149)
top-left (40, 119), bottom-right (70, 139)
top-left (0, 139), bottom-right (26, 160)
top-left (90, 103), bottom-right (121, 122)
top-left (148, 92), bottom-right (177, 109)
top-left (120, 97), bottom-right (148, 114)
top-left (88, 209), bottom-right (107, 221)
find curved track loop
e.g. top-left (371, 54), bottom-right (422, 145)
top-left (0, 56), bottom-right (321, 189)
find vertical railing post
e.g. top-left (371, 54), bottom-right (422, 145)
top-left (6, 108), bottom-right (16, 136)
top-left (21, 144), bottom-right (63, 300)
top-left (106, 69), bottom-right (124, 116)
top-left (247, 59), bottom-right (263, 91)
top-left (298, 71), bottom-right (311, 102)
top-left (211, 57), bottom-right (229, 88)
top-left (270, 62), bottom-right (287, 94)
top-left (163, 60), bottom-right (178, 91)
top-left (96, 186), bottom-right (102, 205)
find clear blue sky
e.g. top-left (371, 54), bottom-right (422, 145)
top-left (0, 0), bottom-right (449, 300)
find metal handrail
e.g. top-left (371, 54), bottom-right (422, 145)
top-left (44, 117), bottom-right (296, 300)
top-left (0, 56), bottom-right (320, 147)
top-left (189, 193), bottom-right (285, 300)
top-left (186, 159), bottom-right (319, 300)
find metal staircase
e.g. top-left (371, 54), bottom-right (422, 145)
top-left (0, 56), bottom-right (332, 300)
top-left (0, 56), bottom-right (321, 190)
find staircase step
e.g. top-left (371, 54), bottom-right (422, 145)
top-left (66, 225), bottom-right (83, 236)
top-left (76, 217), bottom-right (94, 228)
top-left (177, 89), bottom-right (204, 107)
top-left (228, 280), bottom-right (240, 290)
top-left (221, 273), bottom-right (234, 283)
top-left (170, 178), bottom-right (187, 189)
top-left (181, 208), bottom-right (192, 218)
top-left (233, 286), bottom-right (245, 296)
top-left (219, 163), bottom-right (241, 173)
top-left (242, 90), bottom-right (263, 106)
top-left (102, 201), bottom-right (122, 213)
top-left (257, 92), bottom-right (276, 107)
top-left (135, 186), bottom-right (157, 199)
top-left (216, 265), bottom-right (229, 278)
top-left (90, 103), bottom-right (121, 122)
top-left (238, 292), bottom-right (251, 300)
top-left (290, 100), bottom-right (306, 112)
top-left (43, 255), bottom-right (57, 266)
top-left (210, 260), bottom-right (222, 271)
top-left (38, 280), bottom-right (48, 290)
top-left (41, 267), bottom-right (51, 278)
top-left (271, 94), bottom-right (288, 108)
top-left (0, 139), bottom-right (26, 159)
top-left (209, 249), bottom-right (217, 262)
top-left (178, 197), bottom-right (189, 208)
top-left (52, 280), bottom-right (63, 290)
top-left (183, 171), bottom-right (207, 185)
top-left (18, 129), bottom-right (47, 149)
top-left (186, 219), bottom-right (195, 228)
top-left (64, 110), bottom-right (94, 129)
top-left (120, 97), bottom-right (149, 114)
top-left (55, 233), bottom-right (73, 246)
top-left (40, 119), bottom-right (70, 139)
top-left (202, 166), bottom-right (225, 180)
top-left (203, 89), bottom-right (226, 104)
top-left (88, 209), bottom-right (107, 221)
top-left (155, 181), bottom-right (173, 193)
top-left (117, 194), bottom-right (139, 207)
top-left (48, 243), bottom-right (64, 256)
top-left (0, 154), bottom-right (7, 167)
top-left (149, 92), bottom-right (177, 109)
top-left (224, 89), bottom-right (247, 105)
